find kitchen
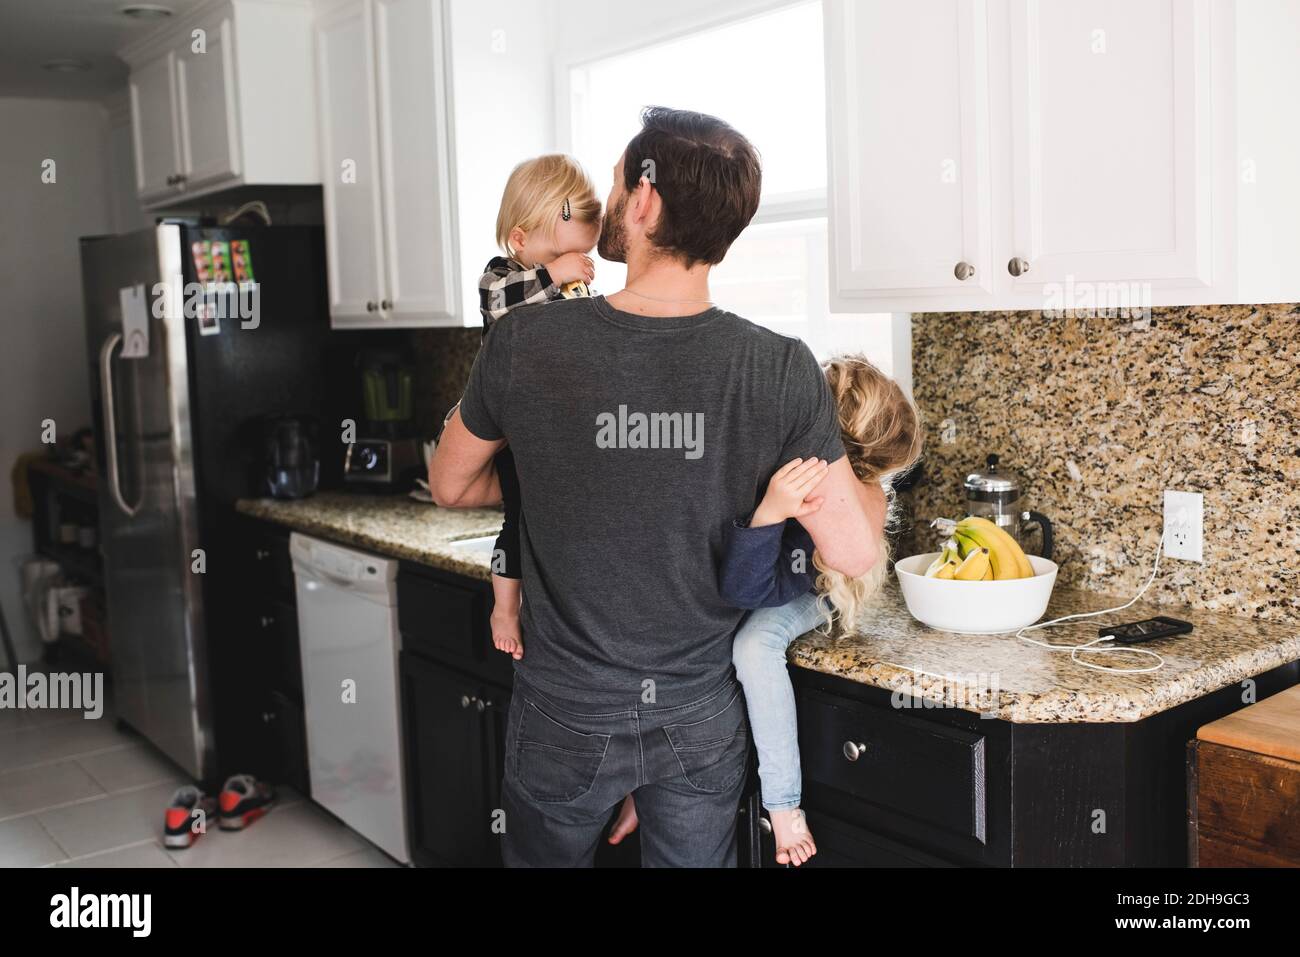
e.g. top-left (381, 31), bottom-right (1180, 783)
top-left (0, 0), bottom-right (1297, 900)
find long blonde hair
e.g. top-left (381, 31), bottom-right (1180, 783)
top-left (812, 355), bottom-right (924, 635)
top-left (495, 154), bottom-right (602, 258)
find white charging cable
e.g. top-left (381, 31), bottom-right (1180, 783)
top-left (1015, 529), bottom-right (1168, 674)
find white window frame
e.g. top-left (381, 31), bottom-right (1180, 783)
top-left (553, 0), bottom-right (912, 394)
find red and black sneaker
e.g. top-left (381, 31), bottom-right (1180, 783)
top-left (218, 774), bottom-right (276, 830)
top-left (164, 786), bottom-right (218, 849)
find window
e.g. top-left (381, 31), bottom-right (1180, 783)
top-left (564, 1), bottom-right (900, 377)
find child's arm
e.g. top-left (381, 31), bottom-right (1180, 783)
top-left (478, 254), bottom-right (596, 326)
top-left (478, 259), bottom-right (561, 325)
top-left (718, 458), bottom-right (829, 609)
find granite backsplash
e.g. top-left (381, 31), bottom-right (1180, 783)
top-left (898, 305), bottom-right (1299, 626)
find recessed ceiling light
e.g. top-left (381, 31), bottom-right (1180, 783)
top-left (42, 59), bottom-right (92, 73)
top-left (120, 4), bottom-right (174, 19)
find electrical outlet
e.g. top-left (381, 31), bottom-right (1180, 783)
top-left (1163, 490), bottom-right (1204, 562)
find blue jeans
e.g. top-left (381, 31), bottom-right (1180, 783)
top-left (731, 591), bottom-right (824, 812)
top-left (501, 674), bottom-right (749, 867)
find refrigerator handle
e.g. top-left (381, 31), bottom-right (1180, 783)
top-left (99, 332), bottom-right (141, 517)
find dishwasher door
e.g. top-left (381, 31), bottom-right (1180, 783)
top-left (290, 533), bottom-right (409, 863)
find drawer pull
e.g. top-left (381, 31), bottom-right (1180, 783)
top-left (843, 740), bottom-right (869, 762)
top-left (255, 548), bottom-right (271, 561)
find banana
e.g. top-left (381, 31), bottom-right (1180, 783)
top-left (955, 517), bottom-right (1034, 579)
top-left (935, 560), bottom-right (958, 580)
top-left (925, 539), bottom-right (964, 577)
top-left (954, 547), bottom-right (991, 581)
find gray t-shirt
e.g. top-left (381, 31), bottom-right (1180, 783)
top-left (459, 295), bottom-right (845, 708)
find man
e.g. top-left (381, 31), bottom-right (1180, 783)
top-left (429, 107), bottom-right (885, 867)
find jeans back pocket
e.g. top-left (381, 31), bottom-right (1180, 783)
top-left (662, 690), bottom-right (750, 794)
top-left (514, 698), bottom-right (611, 804)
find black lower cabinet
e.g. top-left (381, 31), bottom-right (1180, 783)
top-left (402, 651), bottom-right (508, 867)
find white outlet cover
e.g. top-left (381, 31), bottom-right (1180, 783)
top-left (1163, 490), bottom-right (1204, 563)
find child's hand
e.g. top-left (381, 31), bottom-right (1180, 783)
top-left (750, 458), bottom-right (829, 527)
top-left (546, 252), bottom-right (595, 286)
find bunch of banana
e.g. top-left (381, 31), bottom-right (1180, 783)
top-left (924, 516), bottom-right (1035, 581)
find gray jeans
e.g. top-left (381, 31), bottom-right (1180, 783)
top-left (500, 674), bottom-right (749, 867)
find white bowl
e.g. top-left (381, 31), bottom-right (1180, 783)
top-left (894, 552), bottom-right (1059, 634)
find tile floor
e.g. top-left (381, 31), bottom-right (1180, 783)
top-left (0, 698), bottom-right (401, 868)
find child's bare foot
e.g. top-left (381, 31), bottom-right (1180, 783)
top-left (490, 608), bottom-right (523, 659)
top-left (607, 794), bottom-right (639, 844)
top-left (770, 808), bottom-right (816, 866)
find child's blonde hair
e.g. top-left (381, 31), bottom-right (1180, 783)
top-left (812, 355), bottom-right (924, 635)
top-left (495, 154), bottom-right (602, 259)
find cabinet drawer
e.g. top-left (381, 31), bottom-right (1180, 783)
top-left (398, 572), bottom-right (487, 660)
top-left (802, 810), bottom-right (955, 868)
top-left (797, 688), bottom-right (987, 844)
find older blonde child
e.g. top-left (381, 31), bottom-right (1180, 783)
top-left (608, 356), bottom-right (923, 866)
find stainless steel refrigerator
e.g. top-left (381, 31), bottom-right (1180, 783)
top-left (81, 223), bottom-right (330, 783)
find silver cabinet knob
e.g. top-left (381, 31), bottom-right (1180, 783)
top-left (380, 299), bottom-right (392, 311)
top-left (475, 698), bottom-right (487, 713)
top-left (842, 740), bottom-right (868, 762)
top-left (759, 816), bottom-right (773, 834)
top-left (460, 695), bottom-right (472, 709)
top-left (1008, 257), bottom-right (1030, 277)
top-left (954, 261), bottom-right (975, 281)
top-left (366, 301), bottom-right (378, 312)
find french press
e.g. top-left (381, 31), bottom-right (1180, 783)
top-left (962, 454), bottom-right (1054, 560)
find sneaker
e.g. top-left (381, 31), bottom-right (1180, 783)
top-left (218, 774), bottom-right (276, 830)
top-left (164, 786), bottom-right (218, 849)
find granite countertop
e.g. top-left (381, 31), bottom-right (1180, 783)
top-left (791, 581), bottom-right (1300, 724)
top-left (236, 492), bottom-right (503, 581)
top-left (236, 492), bottom-right (1298, 724)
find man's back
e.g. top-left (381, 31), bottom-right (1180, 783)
top-left (458, 294), bottom-right (844, 708)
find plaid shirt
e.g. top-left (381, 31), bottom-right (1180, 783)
top-left (478, 256), bottom-right (562, 331)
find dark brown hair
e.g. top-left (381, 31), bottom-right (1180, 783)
top-left (621, 106), bottom-right (762, 267)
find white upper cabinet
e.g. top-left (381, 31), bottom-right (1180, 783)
top-left (121, 0), bottom-right (319, 208)
top-left (826, 0), bottom-right (993, 300)
top-left (1004, 0), bottom-right (1212, 295)
top-left (316, 0), bottom-right (388, 325)
top-left (827, 0), bottom-right (1300, 311)
top-left (316, 0), bottom-right (459, 328)
top-left (128, 52), bottom-right (181, 202)
top-left (174, 14), bottom-right (241, 190)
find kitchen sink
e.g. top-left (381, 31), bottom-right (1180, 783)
top-left (446, 535), bottom-right (499, 560)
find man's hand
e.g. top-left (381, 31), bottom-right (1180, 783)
top-left (546, 252), bottom-right (595, 286)
top-left (750, 458), bottom-right (829, 527)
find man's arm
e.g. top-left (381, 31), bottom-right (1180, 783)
top-left (799, 457), bottom-right (886, 579)
top-left (428, 406), bottom-right (506, 508)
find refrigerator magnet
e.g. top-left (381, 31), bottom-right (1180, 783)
top-left (232, 239), bottom-right (254, 282)
top-left (198, 300), bottom-right (221, 337)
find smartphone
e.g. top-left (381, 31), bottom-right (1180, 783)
top-left (1099, 616), bottom-right (1193, 643)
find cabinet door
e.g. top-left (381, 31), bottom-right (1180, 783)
top-left (129, 52), bottom-right (182, 202)
top-left (826, 0), bottom-right (994, 299)
top-left (1006, 0), bottom-right (1212, 293)
top-left (373, 0), bottom-right (459, 326)
top-left (175, 15), bottom-right (241, 190)
top-left (402, 654), bottom-right (494, 867)
top-left (316, 0), bottom-right (389, 327)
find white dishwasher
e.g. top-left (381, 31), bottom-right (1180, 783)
top-left (291, 533), bottom-right (409, 863)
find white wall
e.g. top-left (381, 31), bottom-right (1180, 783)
top-left (447, 0), bottom-right (557, 324)
top-left (0, 98), bottom-right (116, 664)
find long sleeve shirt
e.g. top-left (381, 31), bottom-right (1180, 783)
top-left (717, 516), bottom-right (817, 609)
top-left (478, 256), bottom-right (563, 329)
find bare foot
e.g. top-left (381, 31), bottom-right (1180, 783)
top-left (607, 794), bottom-right (639, 844)
top-left (490, 608), bottom-right (524, 660)
top-left (770, 808), bottom-right (816, 866)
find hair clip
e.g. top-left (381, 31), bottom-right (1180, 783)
top-left (561, 198), bottom-right (572, 221)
